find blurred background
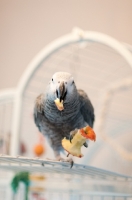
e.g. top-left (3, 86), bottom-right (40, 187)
top-left (0, 0), bottom-right (132, 89)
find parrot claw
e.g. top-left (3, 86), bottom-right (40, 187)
top-left (67, 153), bottom-right (70, 157)
top-left (83, 142), bottom-right (88, 148)
top-left (53, 156), bottom-right (74, 168)
top-left (69, 129), bottom-right (78, 143)
top-left (63, 157), bottom-right (74, 168)
top-left (69, 135), bottom-right (73, 143)
top-left (70, 160), bottom-right (74, 168)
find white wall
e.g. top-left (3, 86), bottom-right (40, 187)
top-left (0, 0), bottom-right (132, 89)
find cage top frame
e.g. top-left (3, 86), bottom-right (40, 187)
top-left (10, 28), bottom-right (132, 156)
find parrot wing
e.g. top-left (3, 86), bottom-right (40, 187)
top-left (78, 89), bottom-right (95, 128)
top-left (34, 94), bottom-right (45, 132)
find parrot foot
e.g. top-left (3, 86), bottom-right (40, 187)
top-left (47, 156), bottom-right (74, 168)
top-left (83, 142), bottom-right (88, 148)
top-left (69, 129), bottom-right (88, 148)
top-left (56, 156), bottom-right (74, 168)
top-left (69, 129), bottom-right (78, 143)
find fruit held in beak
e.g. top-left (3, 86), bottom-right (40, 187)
top-left (54, 98), bottom-right (64, 111)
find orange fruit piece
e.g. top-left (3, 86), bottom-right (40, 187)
top-left (80, 126), bottom-right (96, 141)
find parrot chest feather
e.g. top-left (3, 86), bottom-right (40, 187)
top-left (44, 98), bottom-right (83, 126)
top-left (41, 96), bottom-right (88, 145)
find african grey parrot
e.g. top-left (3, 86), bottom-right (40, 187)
top-left (34, 72), bottom-right (94, 165)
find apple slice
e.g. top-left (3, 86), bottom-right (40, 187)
top-left (62, 126), bottom-right (96, 158)
top-left (54, 98), bottom-right (64, 111)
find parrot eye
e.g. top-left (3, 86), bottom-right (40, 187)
top-left (52, 78), bottom-right (53, 82)
top-left (72, 81), bottom-right (74, 84)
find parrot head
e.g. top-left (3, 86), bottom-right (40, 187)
top-left (47, 72), bottom-right (76, 102)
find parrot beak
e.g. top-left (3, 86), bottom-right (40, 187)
top-left (56, 81), bottom-right (67, 102)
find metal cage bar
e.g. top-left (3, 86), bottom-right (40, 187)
top-left (0, 89), bottom-right (15, 155)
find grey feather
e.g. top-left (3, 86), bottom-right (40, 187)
top-left (34, 72), bottom-right (95, 158)
top-left (78, 89), bottom-right (95, 128)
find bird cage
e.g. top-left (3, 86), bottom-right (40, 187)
top-left (0, 89), bottom-right (15, 200)
top-left (0, 89), bottom-right (15, 154)
top-left (0, 155), bottom-right (132, 200)
top-left (10, 28), bottom-right (132, 169)
top-left (0, 28), bottom-right (132, 200)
